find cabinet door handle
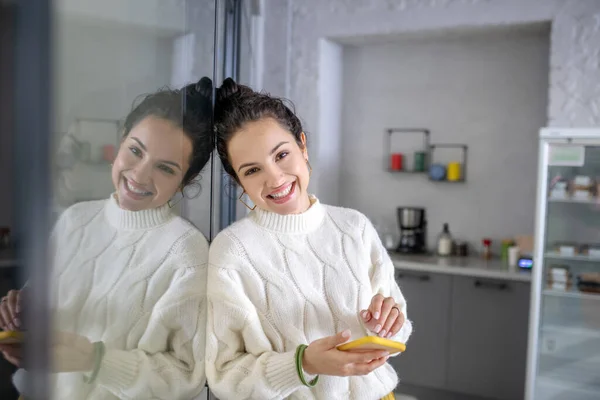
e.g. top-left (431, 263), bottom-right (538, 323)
top-left (474, 279), bottom-right (508, 291)
top-left (396, 271), bottom-right (431, 281)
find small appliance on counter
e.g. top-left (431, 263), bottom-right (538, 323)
top-left (396, 207), bottom-right (427, 254)
top-left (518, 255), bottom-right (533, 269)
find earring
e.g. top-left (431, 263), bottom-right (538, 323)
top-left (168, 189), bottom-right (184, 209)
top-left (307, 160), bottom-right (312, 177)
top-left (238, 191), bottom-right (256, 211)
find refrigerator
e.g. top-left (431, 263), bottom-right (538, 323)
top-left (525, 128), bottom-right (600, 400)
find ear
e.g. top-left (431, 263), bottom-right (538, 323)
top-left (300, 132), bottom-right (308, 160)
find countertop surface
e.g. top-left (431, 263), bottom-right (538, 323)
top-left (390, 253), bottom-right (532, 282)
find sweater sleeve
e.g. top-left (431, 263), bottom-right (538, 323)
top-left (205, 234), bottom-right (305, 400)
top-left (362, 216), bottom-right (413, 347)
top-left (94, 246), bottom-right (208, 399)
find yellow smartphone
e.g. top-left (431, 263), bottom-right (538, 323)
top-left (337, 336), bottom-right (406, 354)
top-left (0, 331), bottom-right (24, 345)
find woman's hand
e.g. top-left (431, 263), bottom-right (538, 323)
top-left (361, 294), bottom-right (405, 339)
top-left (0, 332), bottom-right (97, 372)
top-left (50, 331), bottom-right (96, 373)
top-left (302, 330), bottom-right (389, 377)
top-left (0, 289), bottom-right (23, 331)
top-left (0, 343), bottom-right (22, 367)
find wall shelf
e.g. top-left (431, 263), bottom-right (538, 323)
top-left (385, 128), bottom-right (430, 173)
top-left (384, 129), bottom-right (469, 182)
top-left (428, 143), bottom-right (468, 183)
top-left (548, 196), bottom-right (600, 205)
top-left (386, 169), bottom-right (427, 174)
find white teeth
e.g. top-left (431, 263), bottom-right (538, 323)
top-left (126, 180), bottom-right (150, 195)
top-left (271, 183), bottom-right (293, 199)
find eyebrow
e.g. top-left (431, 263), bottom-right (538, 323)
top-left (237, 141), bottom-right (289, 173)
top-left (131, 136), bottom-right (182, 171)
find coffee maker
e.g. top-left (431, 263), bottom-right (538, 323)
top-left (396, 207), bottom-right (427, 254)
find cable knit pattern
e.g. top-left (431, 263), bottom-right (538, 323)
top-left (42, 195), bottom-right (208, 400)
top-left (206, 197), bottom-right (413, 400)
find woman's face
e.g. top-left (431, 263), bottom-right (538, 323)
top-left (228, 118), bottom-right (311, 215)
top-left (111, 116), bottom-right (192, 211)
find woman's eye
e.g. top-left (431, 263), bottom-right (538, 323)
top-left (244, 167), bottom-right (259, 176)
top-left (159, 164), bottom-right (175, 175)
top-left (276, 151), bottom-right (289, 161)
top-left (129, 146), bottom-right (142, 157)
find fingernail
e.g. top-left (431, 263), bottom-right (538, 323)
top-left (385, 355), bottom-right (390, 361)
top-left (374, 312), bottom-right (380, 319)
top-left (379, 329), bottom-right (387, 337)
top-left (14, 319), bottom-right (20, 328)
top-left (341, 329), bottom-right (351, 338)
top-left (386, 332), bottom-right (392, 339)
top-left (361, 311), bottom-right (368, 319)
top-left (374, 324), bottom-right (382, 333)
top-left (9, 324), bottom-right (15, 331)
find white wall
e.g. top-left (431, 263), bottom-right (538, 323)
top-left (54, 20), bottom-right (174, 135)
top-left (340, 26), bottom-right (549, 249)
top-left (55, 0), bottom-right (187, 36)
top-left (316, 39), bottom-right (344, 206)
top-left (261, 0), bottom-right (600, 212)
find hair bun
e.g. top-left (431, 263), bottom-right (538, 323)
top-left (216, 77), bottom-right (255, 104)
top-left (195, 77), bottom-right (213, 99)
top-left (216, 78), bottom-right (240, 103)
top-left (183, 77), bottom-right (213, 117)
top-left (185, 77), bottom-right (212, 101)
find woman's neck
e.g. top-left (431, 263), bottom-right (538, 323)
top-left (250, 195), bottom-right (324, 233)
top-left (105, 193), bottom-right (172, 230)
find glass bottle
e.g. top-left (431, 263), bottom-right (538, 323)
top-left (482, 238), bottom-right (492, 259)
top-left (437, 223), bottom-right (453, 256)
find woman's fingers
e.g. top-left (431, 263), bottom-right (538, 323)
top-left (376, 298), bottom-right (396, 337)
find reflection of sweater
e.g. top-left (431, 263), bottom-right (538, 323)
top-left (25, 195), bottom-right (208, 399)
top-left (206, 197), bottom-right (413, 400)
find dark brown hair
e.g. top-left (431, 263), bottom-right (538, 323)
top-left (214, 78), bottom-right (305, 183)
top-left (123, 77), bottom-right (214, 188)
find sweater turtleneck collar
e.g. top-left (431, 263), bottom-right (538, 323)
top-left (249, 195), bottom-right (325, 233)
top-left (104, 193), bottom-right (173, 230)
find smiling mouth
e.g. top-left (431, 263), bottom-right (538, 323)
top-left (267, 181), bottom-right (295, 200)
top-left (123, 177), bottom-right (153, 196)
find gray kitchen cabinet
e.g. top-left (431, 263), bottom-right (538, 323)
top-left (446, 276), bottom-right (530, 400)
top-left (391, 269), bottom-right (452, 389)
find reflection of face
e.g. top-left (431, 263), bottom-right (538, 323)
top-left (228, 118), bottom-right (311, 215)
top-left (111, 116), bottom-right (192, 211)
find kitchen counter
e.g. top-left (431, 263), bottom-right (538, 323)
top-left (391, 253), bottom-right (532, 282)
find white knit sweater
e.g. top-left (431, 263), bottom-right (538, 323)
top-left (29, 195), bottom-right (208, 399)
top-left (206, 197), bottom-right (413, 400)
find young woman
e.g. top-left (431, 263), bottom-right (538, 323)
top-left (205, 78), bottom-right (413, 400)
top-left (0, 78), bottom-right (214, 399)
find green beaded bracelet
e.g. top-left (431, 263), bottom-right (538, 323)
top-left (295, 344), bottom-right (319, 387)
top-left (83, 341), bottom-right (106, 384)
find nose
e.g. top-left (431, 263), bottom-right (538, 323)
top-left (264, 163), bottom-right (286, 188)
top-left (130, 160), bottom-right (152, 185)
